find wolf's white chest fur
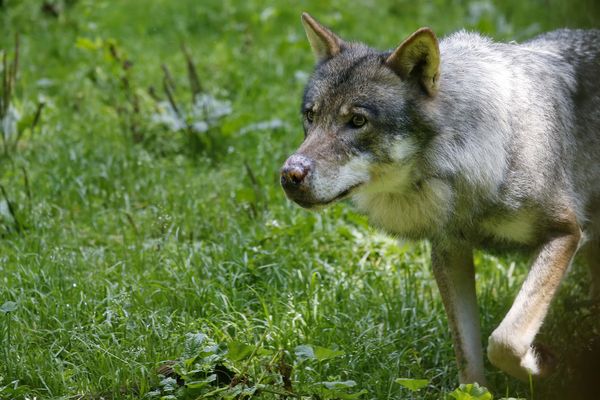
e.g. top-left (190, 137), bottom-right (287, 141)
top-left (352, 166), bottom-right (454, 237)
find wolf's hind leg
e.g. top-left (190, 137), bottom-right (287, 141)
top-left (487, 213), bottom-right (581, 381)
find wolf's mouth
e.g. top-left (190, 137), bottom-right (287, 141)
top-left (295, 182), bottom-right (364, 209)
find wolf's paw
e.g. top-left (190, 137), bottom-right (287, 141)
top-left (487, 334), bottom-right (554, 381)
top-left (520, 343), bottom-right (556, 377)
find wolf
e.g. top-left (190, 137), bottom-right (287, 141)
top-left (280, 13), bottom-right (600, 384)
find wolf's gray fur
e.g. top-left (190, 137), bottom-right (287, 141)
top-left (281, 13), bottom-right (600, 384)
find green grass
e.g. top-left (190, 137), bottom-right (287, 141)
top-left (1, 0), bottom-right (599, 398)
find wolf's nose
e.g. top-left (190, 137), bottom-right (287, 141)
top-left (280, 154), bottom-right (313, 188)
top-left (282, 167), bottom-right (307, 184)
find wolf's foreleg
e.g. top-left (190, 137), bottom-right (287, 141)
top-left (487, 214), bottom-right (581, 380)
top-left (431, 244), bottom-right (486, 385)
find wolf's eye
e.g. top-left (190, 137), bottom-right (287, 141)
top-left (350, 114), bottom-right (367, 128)
top-left (306, 110), bottom-right (315, 123)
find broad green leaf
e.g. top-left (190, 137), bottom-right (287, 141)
top-left (317, 381), bottom-right (366, 399)
top-left (159, 377), bottom-right (178, 394)
top-left (0, 302), bottom-right (17, 314)
top-left (294, 344), bottom-right (346, 361)
top-left (448, 383), bottom-right (493, 400)
top-left (320, 388), bottom-right (367, 399)
top-left (183, 332), bottom-right (216, 360)
top-left (313, 345), bottom-right (345, 361)
top-left (321, 380), bottom-right (356, 390)
top-left (296, 344), bottom-right (343, 361)
top-left (184, 332), bottom-right (208, 348)
top-left (220, 384), bottom-right (256, 400)
top-left (227, 341), bottom-right (255, 361)
top-left (186, 374), bottom-right (216, 389)
top-left (294, 344), bottom-right (315, 361)
top-left (145, 390), bottom-right (161, 398)
top-left (448, 390), bottom-right (471, 400)
top-left (295, 344), bottom-right (345, 362)
top-left (395, 378), bottom-right (429, 391)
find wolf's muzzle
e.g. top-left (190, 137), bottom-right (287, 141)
top-left (280, 154), bottom-right (314, 202)
top-left (281, 154), bottom-right (312, 186)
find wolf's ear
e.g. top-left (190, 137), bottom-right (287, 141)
top-left (386, 28), bottom-right (440, 96)
top-left (301, 12), bottom-right (343, 61)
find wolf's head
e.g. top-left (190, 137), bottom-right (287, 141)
top-left (281, 13), bottom-right (441, 209)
